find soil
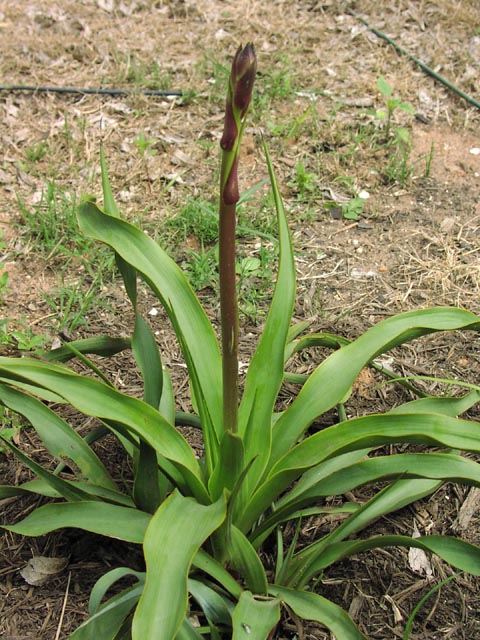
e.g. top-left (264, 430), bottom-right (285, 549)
top-left (0, 0), bottom-right (479, 638)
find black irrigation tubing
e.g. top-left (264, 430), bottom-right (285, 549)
top-left (0, 85), bottom-right (185, 97)
top-left (351, 11), bottom-right (480, 112)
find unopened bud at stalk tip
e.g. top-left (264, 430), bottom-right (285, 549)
top-left (220, 43), bottom-right (257, 152)
top-left (231, 43), bottom-right (257, 117)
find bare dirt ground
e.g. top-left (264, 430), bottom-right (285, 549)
top-left (0, 0), bottom-right (479, 638)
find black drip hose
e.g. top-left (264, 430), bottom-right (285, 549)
top-left (0, 85), bottom-right (185, 97)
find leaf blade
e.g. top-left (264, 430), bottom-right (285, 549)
top-left (77, 201), bottom-right (223, 439)
top-left (270, 586), bottom-right (366, 639)
top-left (4, 502), bottom-right (150, 543)
top-left (132, 491), bottom-right (226, 640)
top-left (270, 308), bottom-right (480, 465)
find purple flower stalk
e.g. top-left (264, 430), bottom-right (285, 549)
top-left (219, 44), bottom-right (257, 434)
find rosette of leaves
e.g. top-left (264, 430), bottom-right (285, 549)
top-left (1, 45), bottom-right (480, 639)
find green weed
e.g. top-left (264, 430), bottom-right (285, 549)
top-left (375, 76), bottom-right (415, 141)
top-left (134, 132), bottom-right (158, 156)
top-left (181, 244), bottom-right (218, 292)
top-left (0, 317), bottom-right (47, 352)
top-left (0, 406), bottom-right (23, 453)
top-left (0, 269), bottom-right (8, 302)
top-left (342, 196), bottom-right (365, 220)
top-left (24, 140), bottom-right (49, 164)
top-left (288, 161), bottom-right (318, 201)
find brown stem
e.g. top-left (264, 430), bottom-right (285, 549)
top-left (219, 196), bottom-right (239, 434)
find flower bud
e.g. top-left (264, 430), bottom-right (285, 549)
top-left (231, 43), bottom-right (257, 118)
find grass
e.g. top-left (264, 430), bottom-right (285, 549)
top-left (14, 181), bottom-right (116, 332)
top-left (110, 50), bottom-right (174, 90)
top-left (161, 193), bottom-right (278, 321)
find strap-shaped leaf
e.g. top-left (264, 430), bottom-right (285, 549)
top-left (390, 390), bottom-right (480, 416)
top-left (132, 491), bottom-right (226, 640)
top-left (284, 331), bottom-right (349, 362)
top-left (44, 336), bottom-right (131, 363)
top-left (77, 201), bottom-right (223, 440)
top-left (188, 578), bottom-right (233, 626)
top-left (287, 477), bottom-right (442, 587)
top-left (301, 533), bottom-right (480, 579)
top-left (238, 143), bottom-right (295, 497)
top-left (231, 591), bottom-right (280, 639)
top-left (3, 501), bottom-right (150, 543)
top-left (70, 582), bottom-right (143, 640)
top-left (270, 586), bottom-right (367, 640)
top-left (131, 313), bottom-right (164, 512)
top-left (0, 477), bottom-right (134, 506)
top-left (0, 382), bottom-right (116, 490)
top-left (208, 431), bottom-right (244, 501)
top-left (241, 412), bottom-right (480, 531)
top-left (192, 550), bottom-right (243, 599)
top-left (0, 437), bottom-right (98, 502)
top-left (270, 307), bottom-right (480, 465)
top-left (250, 449), bottom-right (369, 546)
top-left (0, 358), bottom-right (208, 502)
top-left (89, 568), bottom-right (146, 616)
top-left (295, 452), bottom-right (480, 500)
top-left (228, 525), bottom-right (268, 595)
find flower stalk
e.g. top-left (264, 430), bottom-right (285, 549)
top-left (219, 44), bottom-right (257, 434)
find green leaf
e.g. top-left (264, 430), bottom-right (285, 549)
top-left (0, 383), bottom-right (116, 490)
top-left (313, 534), bottom-right (480, 577)
top-left (287, 478), bottom-right (442, 587)
top-left (390, 390), bottom-right (480, 416)
top-left (377, 75), bottom-right (393, 97)
top-left (192, 550), bottom-right (243, 599)
top-left (270, 586), bottom-right (366, 639)
top-left (44, 336), bottom-right (131, 363)
top-left (89, 568), bottom-right (145, 616)
top-left (132, 313), bottom-right (163, 409)
top-left (270, 307), bottom-right (480, 465)
top-left (70, 583), bottom-right (143, 640)
top-left (275, 449), bottom-right (369, 508)
top-left (284, 331), bottom-right (348, 362)
top-left (228, 526), bottom-right (268, 595)
top-left (168, 312), bottom-right (219, 474)
top-left (276, 413), bottom-right (480, 476)
top-left (208, 432), bottom-right (245, 501)
top-left (250, 449), bottom-right (369, 546)
top-left (231, 591), bottom-right (280, 639)
top-left (238, 142), bottom-right (296, 500)
top-left (0, 358), bottom-right (207, 501)
top-left (0, 437), bottom-right (102, 502)
top-left (289, 452), bottom-right (480, 501)
top-left (253, 505), bottom-right (358, 551)
top-left (77, 201), bottom-right (223, 440)
top-left (0, 478), bottom-right (134, 506)
top-left (242, 412), bottom-right (480, 531)
top-left (3, 501), bottom-right (150, 543)
top-left (398, 101), bottom-right (415, 115)
top-left (188, 578), bottom-right (233, 626)
top-left (131, 314), bottom-right (165, 512)
top-left (132, 491), bottom-right (226, 640)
